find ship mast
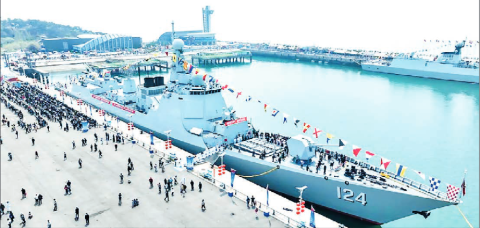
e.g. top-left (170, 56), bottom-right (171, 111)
top-left (171, 21), bottom-right (176, 44)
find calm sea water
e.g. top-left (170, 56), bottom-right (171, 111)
top-left (49, 57), bottom-right (479, 228)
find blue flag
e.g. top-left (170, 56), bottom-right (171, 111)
top-left (246, 96), bottom-right (251, 102)
top-left (231, 169), bottom-right (236, 187)
top-left (310, 206), bottom-right (316, 228)
top-left (150, 131), bottom-right (154, 145)
top-left (283, 114), bottom-right (288, 124)
top-left (272, 109), bottom-right (279, 117)
top-left (266, 184), bottom-right (269, 206)
top-left (228, 88), bottom-right (234, 93)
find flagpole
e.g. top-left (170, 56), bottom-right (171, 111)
top-left (461, 169), bottom-right (467, 198)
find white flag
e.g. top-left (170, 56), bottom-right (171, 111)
top-left (412, 169), bottom-right (425, 180)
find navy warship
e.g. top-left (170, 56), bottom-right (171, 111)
top-left (63, 39), bottom-right (461, 224)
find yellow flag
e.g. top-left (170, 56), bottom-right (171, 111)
top-left (395, 164), bottom-right (407, 177)
top-left (183, 61), bottom-right (188, 70)
top-left (326, 133), bottom-right (334, 139)
top-left (172, 54), bottom-right (177, 63)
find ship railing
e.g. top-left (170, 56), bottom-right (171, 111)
top-left (345, 156), bottom-right (452, 201)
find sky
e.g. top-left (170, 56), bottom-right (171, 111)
top-left (1, 0), bottom-right (479, 52)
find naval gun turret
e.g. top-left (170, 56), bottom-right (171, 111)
top-left (287, 135), bottom-right (316, 161)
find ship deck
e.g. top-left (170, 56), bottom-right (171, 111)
top-left (232, 138), bottom-right (456, 203)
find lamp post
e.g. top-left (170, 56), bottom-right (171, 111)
top-left (128, 114), bottom-right (134, 140)
top-left (164, 130), bottom-right (171, 147)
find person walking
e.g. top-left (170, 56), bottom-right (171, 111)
top-left (47, 220), bottom-right (51, 228)
top-left (85, 213), bottom-right (89, 226)
top-left (64, 185), bottom-right (69, 195)
top-left (157, 183), bottom-right (162, 194)
top-left (149, 177), bottom-right (153, 189)
top-left (90, 144), bottom-right (93, 152)
top-left (74, 207), bottom-right (79, 221)
top-left (0, 203), bottom-right (5, 215)
top-left (154, 164), bottom-right (158, 173)
top-left (246, 196), bottom-right (250, 209)
top-left (53, 199), bottom-right (57, 211)
top-left (31, 137), bottom-right (35, 146)
top-left (118, 193), bottom-right (122, 206)
top-left (190, 180), bottom-right (194, 191)
top-left (251, 196), bottom-right (255, 208)
top-left (19, 213), bottom-right (26, 227)
top-left (119, 173), bottom-right (124, 184)
top-left (35, 151), bottom-right (39, 159)
top-left (67, 180), bottom-right (72, 194)
top-left (9, 211), bottom-right (14, 222)
top-left (199, 182), bottom-right (202, 192)
top-left (164, 190), bottom-right (169, 202)
top-left (72, 140), bottom-right (76, 149)
top-left (150, 161), bottom-right (153, 170)
top-left (38, 194), bottom-right (43, 205)
top-left (47, 125), bottom-right (50, 132)
top-left (78, 158), bottom-right (82, 169)
top-left (201, 199), bottom-right (206, 211)
top-left (115, 144), bottom-right (118, 151)
top-left (98, 150), bottom-right (102, 159)
top-left (21, 188), bottom-right (26, 199)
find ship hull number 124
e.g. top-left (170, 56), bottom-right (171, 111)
top-left (337, 186), bottom-right (367, 206)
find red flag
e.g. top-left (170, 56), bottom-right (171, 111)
top-left (302, 123), bottom-right (311, 133)
top-left (380, 158), bottom-right (391, 170)
top-left (352, 145), bottom-right (361, 157)
top-left (312, 128), bottom-right (322, 138)
top-left (236, 92), bottom-right (242, 98)
top-left (165, 52), bottom-right (169, 56)
top-left (461, 178), bottom-right (466, 196)
top-left (365, 151), bottom-right (375, 160)
top-left (446, 184), bottom-right (460, 201)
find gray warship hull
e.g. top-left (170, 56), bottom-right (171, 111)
top-left (222, 149), bottom-right (453, 224)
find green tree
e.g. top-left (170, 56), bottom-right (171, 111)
top-left (26, 43), bottom-right (40, 53)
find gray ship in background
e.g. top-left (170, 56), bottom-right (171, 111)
top-left (362, 41), bottom-right (479, 83)
top-left (63, 39), bottom-right (461, 224)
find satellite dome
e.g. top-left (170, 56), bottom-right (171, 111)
top-left (172, 39), bottom-right (184, 50)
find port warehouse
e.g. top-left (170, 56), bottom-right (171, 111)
top-left (157, 30), bottom-right (216, 46)
top-left (41, 35), bottom-right (142, 52)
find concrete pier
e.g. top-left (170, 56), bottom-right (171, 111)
top-left (191, 50), bottom-right (252, 65)
top-left (245, 49), bottom-right (390, 67)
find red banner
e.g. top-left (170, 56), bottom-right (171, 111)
top-left (112, 102), bottom-right (136, 114)
top-left (91, 94), bottom-right (135, 114)
top-left (92, 94), bottom-right (111, 104)
top-left (225, 117), bottom-right (247, 126)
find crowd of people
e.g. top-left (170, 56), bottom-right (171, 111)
top-left (2, 83), bottom-right (97, 131)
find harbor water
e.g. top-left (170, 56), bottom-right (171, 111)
top-left (48, 57), bottom-right (479, 227)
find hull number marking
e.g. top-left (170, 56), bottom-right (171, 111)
top-left (337, 186), bottom-right (367, 206)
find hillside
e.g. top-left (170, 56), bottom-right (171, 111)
top-left (1, 18), bottom-right (106, 52)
